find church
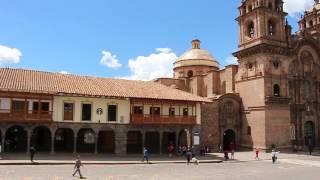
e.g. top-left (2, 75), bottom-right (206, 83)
top-left (155, 0), bottom-right (320, 150)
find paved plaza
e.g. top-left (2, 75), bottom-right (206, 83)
top-left (0, 152), bottom-right (320, 180)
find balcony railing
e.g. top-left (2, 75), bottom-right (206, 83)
top-left (130, 114), bottom-right (197, 125)
top-left (0, 109), bottom-right (53, 122)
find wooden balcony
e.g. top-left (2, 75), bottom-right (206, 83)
top-left (130, 114), bottom-right (197, 125)
top-left (0, 109), bottom-right (53, 122)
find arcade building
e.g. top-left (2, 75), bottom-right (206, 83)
top-left (0, 68), bottom-right (206, 154)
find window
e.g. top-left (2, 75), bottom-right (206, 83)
top-left (268, 2), bottom-right (273, 9)
top-left (169, 107), bottom-right (175, 116)
top-left (247, 126), bottom-right (252, 136)
top-left (187, 70), bottom-right (193, 78)
top-left (150, 107), bottom-right (160, 116)
top-left (133, 106), bottom-right (143, 115)
top-left (63, 102), bottom-right (74, 120)
top-left (33, 102), bottom-right (50, 114)
top-left (309, 20), bottom-right (314, 27)
top-left (82, 104), bottom-right (92, 121)
top-left (273, 84), bottom-right (280, 97)
top-left (12, 100), bottom-right (26, 113)
top-left (273, 61), bottom-right (279, 69)
top-left (108, 105), bottom-right (117, 122)
top-left (247, 22), bottom-right (255, 38)
top-left (248, 63), bottom-right (253, 70)
top-left (268, 20), bottom-right (276, 36)
top-left (183, 108), bottom-right (188, 116)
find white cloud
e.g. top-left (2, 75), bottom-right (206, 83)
top-left (284, 0), bottom-right (314, 17)
top-left (121, 48), bottom-right (177, 81)
top-left (0, 45), bottom-right (22, 65)
top-left (224, 55), bottom-right (238, 65)
top-left (59, 71), bottom-right (70, 74)
top-left (100, 50), bottom-right (122, 69)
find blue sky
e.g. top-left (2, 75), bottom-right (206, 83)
top-left (0, 0), bottom-right (315, 80)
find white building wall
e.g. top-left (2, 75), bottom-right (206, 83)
top-left (53, 96), bottom-right (130, 124)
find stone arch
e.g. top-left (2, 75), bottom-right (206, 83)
top-left (31, 126), bottom-right (52, 152)
top-left (5, 125), bottom-right (28, 153)
top-left (304, 121), bottom-right (315, 146)
top-left (273, 84), bottom-right (280, 97)
top-left (178, 129), bottom-right (191, 148)
top-left (223, 129), bottom-right (236, 151)
top-left (98, 130), bottom-right (115, 153)
top-left (54, 128), bottom-right (74, 153)
top-left (77, 128), bottom-right (96, 153)
top-left (144, 131), bottom-right (160, 154)
top-left (246, 21), bottom-right (255, 38)
top-left (267, 18), bottom-right (277, 36)
top-left (126, 131), bottom-right (142, 154)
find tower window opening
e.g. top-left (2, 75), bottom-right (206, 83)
top-left (309, 20), bottom-right (314, 27)
top-left (268, 20), bottom-right (276, 36)
top-left (273, 61), bottom-right (279, 69)
top-left (268, 2), bottom-right (273, 9)
top-left (187, 70), bottom-right (193, 78)
top-left (273, 84), bottom-right (280, 97)
top-left (247, 22), bottom-right (255, 38)
top-left (248, 5), bottom-right (253, 12)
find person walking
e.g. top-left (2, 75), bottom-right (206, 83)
top-left (271, 149), bottom-right (279, 164)
top-left (29, 145), bottom-right (36, 163)
top-left (308, 140), bottom-right (313, 156)
top-left (255, 147), bottom-right (260, 160)
top-left (142, 147), bottom-right (149, 163)
top-left (72, 155), bottom-right (84, 179)
top-left (186, 150), bottom-right (192, 165)
top-left (0, 143), bottom-right (2, 159)
top-left (231, 149), bottom-right (235, 160)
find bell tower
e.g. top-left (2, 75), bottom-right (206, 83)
top-left (237, 0), bottom-right (289, 50)
top-left (233, 0), bottom-right (293, 149)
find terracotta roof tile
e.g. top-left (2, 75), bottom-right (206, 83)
top-left (0, 68), bottom-right (209, 102)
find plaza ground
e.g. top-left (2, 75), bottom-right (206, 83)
top-left (0, 151), bottom-right (320, 179)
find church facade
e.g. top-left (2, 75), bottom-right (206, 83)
top-left (156, 0), bottom-right (320, 150)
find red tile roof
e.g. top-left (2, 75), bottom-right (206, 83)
top-left (0, 68), bottom-right (209, 102)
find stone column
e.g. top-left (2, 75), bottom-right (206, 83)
top-left (27, 129), bottom-right (32, 154)
top-left (141, 131), bottom-right (145, 154)
top-left (73, 135), bottom-right (77, 154)
top-left (114, 126), bottom-right (127, 155)
top-left (94, 133), bottom-right (98, 154)
top-left (1, 130), bottom-right (5, 153)
top-left (175, 131), bottom-right (179, 148)
top-left (159, 130), bottom-right (163, 155)
top-left (50, 128), bottom-right (56, 155)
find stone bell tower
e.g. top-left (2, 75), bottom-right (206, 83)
top-left (237, 0), bottom-right (290, 50)
top-left (233, 0), bottom-right (292, 149)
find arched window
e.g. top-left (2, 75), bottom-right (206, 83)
top-left (187, 70), bottom-right (193, 78)
top-left (268, 2), bottom-right (273, 9)
top-left (273, 84), bottom-right (280, 97)
top-left (268, 20), bottom-right (276, 36)
top-left (309, 20), bottom-right (314, 27)
top-left (248, 5), bottom-right (253, 12)
top-left (247, 22), bottom-right (255, 38)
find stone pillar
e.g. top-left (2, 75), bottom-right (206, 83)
top-left (27, 129), bottom-right (32, 154)
top-left (175, 131), bottom-right (179, 148)
top-left (1, 130), bottom-right (5, 153)
top-left (73, 135), bottom-right (77, 154)
top-left (94, 133), bottom-right (98, 154)
top-left (50, 128), bottom-right (56, 155)
top-left (51, 136), bottom-right (55, 154)
top-left (159, 131), bottom-right (163, 155)
top-left (141, 131), bottom-right (145, 154)
top-left (114, 127), bottom-right (127, 155)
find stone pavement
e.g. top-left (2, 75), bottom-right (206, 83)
top-left (0, 153), bottom-right (222, 165)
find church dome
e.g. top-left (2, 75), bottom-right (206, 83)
top-left (174, 39), bottom-right (219, 69)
